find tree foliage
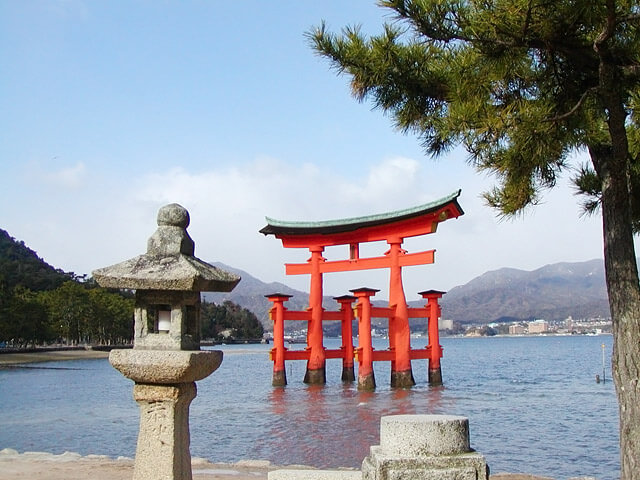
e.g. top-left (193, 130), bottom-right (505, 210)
top-left (0, 281), bottom-right (134, 347)
top-left (309, 2), bottom-right (640, 478)
top-left (309, 0), bottom-right (640, 216)
top-left (201, 300), bottom-right (264, 341)
top-left (0, 230), bottom-right (134, 347)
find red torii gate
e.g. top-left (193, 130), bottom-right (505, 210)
top-left (260, 190), bottom-right (464, 389)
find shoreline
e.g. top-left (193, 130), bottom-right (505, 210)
top-left (0, 449), bottom-right (553, 480)
top-left (0, 449), bottom-right (278, 480)
top-left (0, 349), bottom-right (110, 366)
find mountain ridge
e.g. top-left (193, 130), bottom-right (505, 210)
top-left (439, 259), bottom-right (609, 322)
top-left (207, 258), bottom-right (613, 328)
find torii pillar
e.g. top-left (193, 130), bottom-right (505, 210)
top-left (303, 246), bottom-right (327, 384)
top-left (352, 288), bottom-right (378, 390)
top-left (266, 293), bottom-right (292, 386)
top-left (335, 295), bottom-right (356, 382)
top-left (421, 290), bottom-right (445, 386)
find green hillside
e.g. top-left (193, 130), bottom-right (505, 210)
top-left (0, 229), bottom-right (73, 291)
top-left (0, 229), bottom-right (261, 348)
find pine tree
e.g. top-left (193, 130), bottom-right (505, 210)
top-left (309, 2), bottom-right (640, 477)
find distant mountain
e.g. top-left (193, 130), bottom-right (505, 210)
top-left (203, 262), bottom-right (337, 329)
top-left (207, 259), bottom-right (613, 328)
top-left (438, 259), bottom-right (610, 323)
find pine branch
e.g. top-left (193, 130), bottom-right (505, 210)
top-left (545, 87), bottom-right (597, 122)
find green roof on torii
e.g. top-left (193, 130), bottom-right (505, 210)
top-left (259, 190), bottom-right (463, 237)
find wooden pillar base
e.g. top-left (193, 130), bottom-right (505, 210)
top-left (341, 365), bottom-right (355, 382)
top-left (272, 370), bottom-right (287, 387)
top-left (358, 372), bottom-right (376, 391)
top-left (391, 369), bottom-right (416, 388)
top-left (429, 366), bottom-right (443, 386)
top-left (303, 366), bottom-right (326, 385)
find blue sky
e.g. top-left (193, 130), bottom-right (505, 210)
top-left (0, 1), bottom-right (615, 300)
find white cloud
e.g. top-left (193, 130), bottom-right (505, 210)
top-left (365, 156), bottom-right (420, 195)
top-left (4, 154), bottom-right (611, 300)
top-left (31, 160), bottom-right (87, 189)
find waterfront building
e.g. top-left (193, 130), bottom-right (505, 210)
top-left (528, 319), bottom-right (549, 334)
top-left (509, 324), bottom-right (526, 335)
top-left (439, 319), bottom-right (454, 330)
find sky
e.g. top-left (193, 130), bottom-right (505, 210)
top-left (0, 1), bottom-right (622, 302)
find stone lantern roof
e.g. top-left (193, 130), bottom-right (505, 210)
top-left (93, 203), bottom-right (240, 292)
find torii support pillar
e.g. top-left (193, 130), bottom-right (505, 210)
top-left (304, 246), bottom-right (326, 385)
top-left (335, 295), bottom-right (356, 382)
top-left (420, 290), bottom-right (445, 386)
top-left (387, 238), bottom-right (415, 388)
top-left (352, 288), bottom-right (377, 391)
top-left (266, 293), bottom-right (292, 387)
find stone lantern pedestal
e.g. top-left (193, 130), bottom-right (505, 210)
top-left (110, 350), bottom-right (223, 480)
top-left (132, 382), bottom-right (196, 480)
top-left (93, 204), bottom-right (239, 480)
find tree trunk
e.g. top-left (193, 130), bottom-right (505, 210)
top-left (590, 19), bottom-right (640, 471)
top-left (590, 121), bottom-right (640, 480)
top-left (601, 183), bottom-right (640, 480)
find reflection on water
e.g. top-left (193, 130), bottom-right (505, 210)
top-left (0, 336), bottom-right (619, 480)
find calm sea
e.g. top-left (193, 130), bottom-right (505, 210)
top-left (0, 335), bottom-right (618, 480)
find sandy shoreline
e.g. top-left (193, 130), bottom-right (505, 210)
top-left (0, 450), bottom-right (553, 480)
top-left (0, 449), bottom-right (279, 480)
top-left (0, 346), bottom-right (264, 366)
top-left (0, 349), bottom-right (110, 366)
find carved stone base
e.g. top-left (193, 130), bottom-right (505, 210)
top-left (362, 415), bottom-right (489, 480)
top-left (132, 382), bottom-right (196, 480)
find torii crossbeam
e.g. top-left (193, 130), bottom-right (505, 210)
top-left (260, 190), bottom-right (464, 389)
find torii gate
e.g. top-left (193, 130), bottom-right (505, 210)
top-left (260, 190), bottom-right (464, 389)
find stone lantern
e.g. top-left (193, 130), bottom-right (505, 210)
top-left (93, 203), bottom-right (239, 480)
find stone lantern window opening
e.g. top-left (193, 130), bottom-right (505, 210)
top-left (157, 306), bottom-right (172, 334)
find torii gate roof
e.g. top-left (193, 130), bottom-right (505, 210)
top-left (260, 190), bottom-right (463, 247)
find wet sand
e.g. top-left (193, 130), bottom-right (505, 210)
top-left (0, 449), bottom-right (276, 480)
top-left (0, 349), bottom-right (110, 366)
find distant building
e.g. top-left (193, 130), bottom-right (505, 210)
top-left (565, 316), bottom-right (574, 330)
top-left (528, 319), bottom-right (549, 334)
top-left (509, 324), bottom-right (526, 335)
top-left (439, 318), bottom-right (454, 330)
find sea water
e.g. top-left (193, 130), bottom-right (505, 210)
top-left (0, 335), bottom-right (618, 479)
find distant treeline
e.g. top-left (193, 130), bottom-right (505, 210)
top-left (0, 229), bottom-right (262, 348)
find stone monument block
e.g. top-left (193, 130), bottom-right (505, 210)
top-left (362, 415), bottom-right (489, 480)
